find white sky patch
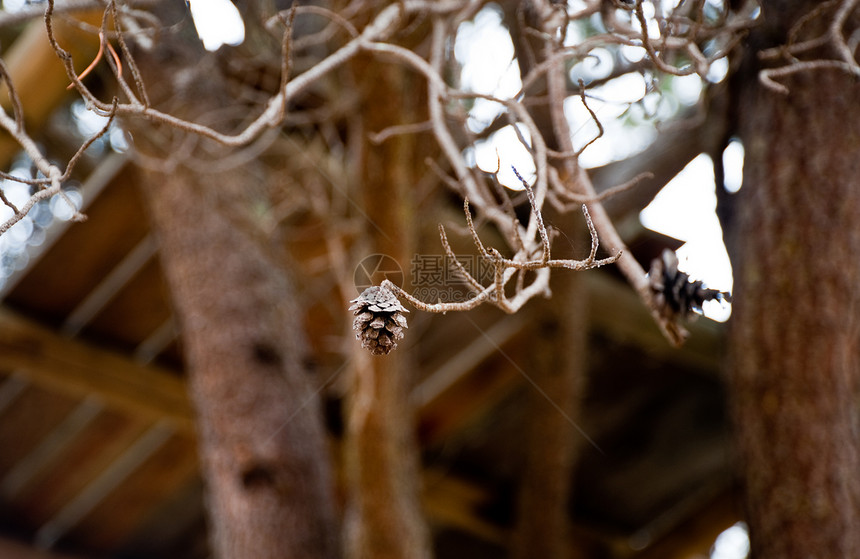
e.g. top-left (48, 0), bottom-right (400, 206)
top-left (591, 73), bottom-right (648, 104)
top-left (621, 44), bottom-right (647, 63)
top-left (474, 125), bottom-right (535, 190)
top-left (635, 2), bottom-right (661, 37)
top-left (455, 6), bottom-right (518, 95)
top-left (707, 57), bottom-right (729, 83)
top-left (640, 154), bottom-right (733, 321)
top-left (711, 523), bottom-right (750, 559)
top-left (570, 48), bottom-right (615, 82)
top-left (2, 0), bottom-right (26, 11)
top-left (564, 74), bottom-right (657, 168)
top-left (722, 139), bottom-right (744, 192)
top-left (455, 5), bottom-right (522, 131)
top-left (673, 74), bottom-right (704, 105)
top-left (187, 0), bottom-right (245, 52)
top-left (72, 100), bottom-right (110, 136)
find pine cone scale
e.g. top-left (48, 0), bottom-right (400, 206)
top-left (648, 249), bottom-right (730, 321)
top-left (349, 286), bottom-right (409, 355)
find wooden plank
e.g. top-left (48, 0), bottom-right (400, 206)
top-left (81, 253), bottom-right (174, 353)
top-left (69, 432), bottom-right (199, 551)
top-left (585, 273), bottom-right (725, 375)
top-left (422, 470), bottom-right (505, 545)
top-left (0, 308), bottom-right (194, 432)
top-left (1, 398), bottom-right (102, 500)
top-left (62, 235), bottom-right (159, 338)
top-left (0, 535), bottom-right (85, 559)
top-left (631, 489), bottom-right (741, 559)
top-left (12, 409), bottom-right (149, 525)
top-left (113, 478), bottom-right (207, 558)
top-left (5, 168), bottom-right (150, 323)
top-left (34, 422), bottom-right (175, 549)
top-left (413, 315), bottom-right (524, 408)
top-left (417, 350), bottom-right (522, 448)
top-left (0, 379), bottom-right (78, 475)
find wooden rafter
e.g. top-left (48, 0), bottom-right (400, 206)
top-left (0, 308), bottom-right (193, 432)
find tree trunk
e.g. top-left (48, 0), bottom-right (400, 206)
top-left (343, 54), bottom-right (432, 559)
top-left (511, 272), bottom-right (588, 559)
top-left (132, 22), bottom-right (341, 554)
top-left (728, 3), bottom-right (860, 556)
top-left (140, 159), bottom-right (341, 559)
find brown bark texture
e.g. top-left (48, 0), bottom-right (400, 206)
top-left (140, 161), bottom-right (339, 559)
top-left (729, 3), bottom-right (860, 556)
top-left (132, 24), bottom-right (341, 557)
top-left (511, 271), bottom-right (588, 559)
top-left (141, 159), bottom-right (341, 559)
top-left (343, 55), bottom-right (432, 559)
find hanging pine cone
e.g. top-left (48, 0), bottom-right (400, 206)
top-left (648, 249), bottom-right (731, 321)
top-left (349, 286), bottom-right (409, 355)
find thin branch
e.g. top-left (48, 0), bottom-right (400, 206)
top-left (11, 0), bottom-right (729, 340)
top-left (512, 166), bottom-right (551, 265)
top-left (60, 98), bottom-right (119, 183)
top-left (758, 0), bottom-right (860, 93)
top-left (575, 82), bottom-right (604, 156)
top-left (0, 0), bottom-right (161, 29)
top-left (70, 31), bottom-right (106, 90)
top-left (0, 58), bottom-right (25, 131)
top-left (44, 0), bottom-right (412, 147)
top-left (369, 121), bottom-right (434, 144)
top-left (109, 0), bottom-right (150, 106)
top-left (276, 3), bottom-right (299, 120)
top-left (760, 59), bottom-right (860, 94)
top-left (633, 0), bottom-right (697, 77)
top-left (438, 223), bottom-right (484, 293)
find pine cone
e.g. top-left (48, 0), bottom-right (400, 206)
top-left (648, 249), bottom-right (730, 321)
top-left (349, 286), bottom-right (409, 355)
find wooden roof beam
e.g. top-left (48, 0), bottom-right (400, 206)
top-left (586, 272), bottom-right (725, 375)
top-left (0, 308), bottom-right (194, 432)
top-left (0, 535), bottom-right (88, 559)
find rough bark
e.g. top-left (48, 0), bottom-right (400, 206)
top-left (511, 271), bottom-right (588, 559)
top-left (343, 55), bottom-right (432, 559)
top-left (727, 2), bottom-right (860, 556)
top-left (132, 21), bottom-right (341, 557)
top-left (140, 160), bottom-right (341, 559)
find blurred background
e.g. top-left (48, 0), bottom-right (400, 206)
top-left (0, 0), bottom-right (855, 558)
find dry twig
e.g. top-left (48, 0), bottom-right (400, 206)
top-left (0, 0), bottom-right (748, 346)
top-left (759, 0), bottom-right (860, 93)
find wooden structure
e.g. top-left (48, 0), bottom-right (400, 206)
top-left (0, 10), bottom-right (740, 559)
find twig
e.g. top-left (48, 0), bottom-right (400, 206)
top-left (575, 82), bottom-right (604, 156)
top-left (758, 0), bottom-right (860, 94)
top-left (108, 0), bottom-right (150, 106)
top-left (45, 0), bottom-right (414, 146)
top-left (369, 121), bottom-right (434, 144)
top-left (0, 58), bottom-right (25, 131)
top-left (760, 59), bottom-right (860, 94)
top-left (275, 3), bottom-right (298, 120)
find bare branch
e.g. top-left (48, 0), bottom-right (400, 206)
top-left (0, 58), bottom-right (25, 132)
top-left (758, 0), bottom-right (860, 93)
top-left (1, 0), bottom-right (736, 344)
